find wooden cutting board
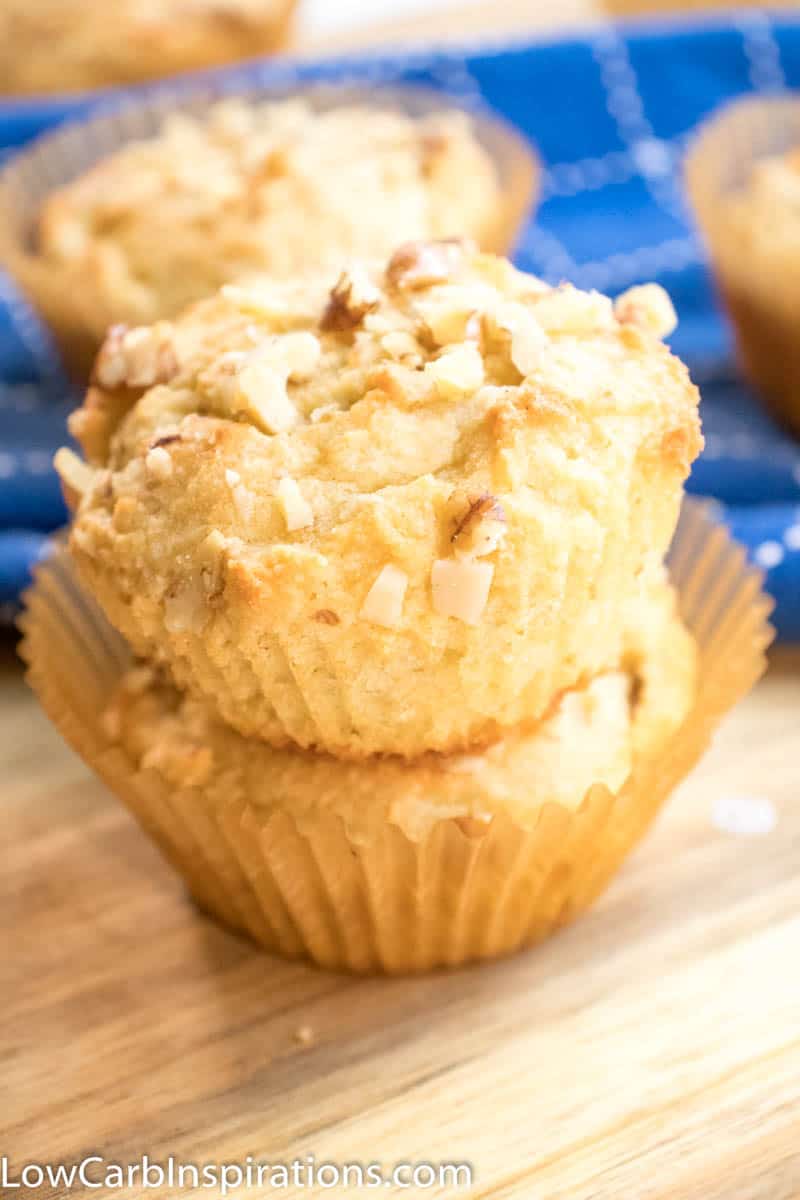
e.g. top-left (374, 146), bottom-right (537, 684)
top-left (3, 638), bottom-right (800, 1199)
top-left (3, 5), bottom-right (800, 1197)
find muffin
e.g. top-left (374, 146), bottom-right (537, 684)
top-left (1, 92), bottom-right (530, 376)
top-left (0, 0), bottom-right (295, 96)
top-left (22, 502), bottom-right (772, 972)
top-left (97, 575), bottom-right (696, 971)
top-left (57, 242), bottom-right (703, 759)
top-left (686, 95), bottom-right (800, 438)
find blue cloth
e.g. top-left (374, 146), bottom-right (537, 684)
top-left (1, 13), bottom-right (799, 635)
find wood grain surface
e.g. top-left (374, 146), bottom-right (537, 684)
top-left (3, 3), bottom-right (800, 1197)
top-left (3, 634), bottom-right (800, 1198)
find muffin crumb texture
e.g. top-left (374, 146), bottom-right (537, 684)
top-left (63, 242), bottom-right (701, 758)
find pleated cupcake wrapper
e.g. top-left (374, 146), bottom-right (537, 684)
top-left (685, 95), bottom-right (800, 436)
top-left (0, 80), bottom-right (539, 380)
top-left (20, 503), bottom-right (772, 973)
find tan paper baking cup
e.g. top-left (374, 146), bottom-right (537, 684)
top-left (20, 502), bottom-right (772, 974)
top-left (0, 81), bottom-right (539, 380)
top-left (685, 95), bottom-right (800, 437)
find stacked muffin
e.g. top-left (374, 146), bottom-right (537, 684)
top-left (56, 239), bottom-right (704, 971)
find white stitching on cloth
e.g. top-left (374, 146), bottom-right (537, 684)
top-left (590, 28), bottom-right (684, 222)
top-left (735, 11), bottom-right (786, 94)
top-left (516, 225), bottom-right (578, 283)
top-left (570, 234), bottom-right (701, 291)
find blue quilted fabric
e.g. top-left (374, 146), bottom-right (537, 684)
top-left (1, 12), bottom-right (799, 635)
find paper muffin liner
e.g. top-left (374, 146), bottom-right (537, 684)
top-left (20, 503), bottom-right (772, 973)
top-left (0, 80), bottom-right (539, 380)
top-left (686, 95), bottom-right (800, 438)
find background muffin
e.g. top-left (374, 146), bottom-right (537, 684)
top-left (0, 0), bottom-right (295, 96)
top-left (15, 96), bottom-right (512, 373)
top-left (686, 95), bottom-right (800, 438)
top-left (59, 242), bottom-right (702, 758)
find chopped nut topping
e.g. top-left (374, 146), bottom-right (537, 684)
top-left (380, 331), bottom-right (423, 364)
top-left (425, 342), bottom-right (484, 397)
top-left (215, 332), bottom-right (319, 433)
top-left (416, 288), bottom-right (483, 346)
top-left (309, 403), bottom-right (339, 424)
top-left (144, 445), bottom-right (173, 481)
top-left (54, 447), bottom-right (95, 498)
top-left (431, 558), bottom-right (494, 625)
top-left (313, 609), bottom-right (340, 625)
top-left (385, 239), bottom-right (470, 291)
top-left (533, 285), bottom-right (615, 335)
top-left (421, 307), bottom-right (481, 348)
top-left (360, 564), bottom-right (408, 629)
top-left (198, 529), bottom-right (228, 601)
top-left (276, 476), bottom-right (314, 532)
top-left (276, 331), bottom-right (321, 381)
top-left (451, 494), bottom-right (507, 559)
top-left (221, 282), bottom-right (295, 321)
top-left (231, 482), bottom-right (254, 521)
top-left (216, 349), bottom-right (249, 376)
top-left (235, 361), bottom-right (298, 434)
top-left (93, 322), bottom-right (178, 390)
top-left (150, 433), bottom-right (183, 450)
top-left (164, 576), bottom-right (208, 635)
top-left (485, 301), bottom-right (548, 376)
top-left (614, 284), bottom-right (677, 340)
top-left (320, 268), bottom-right (381, 332)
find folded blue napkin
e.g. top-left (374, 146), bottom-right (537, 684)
top-left (1, 13), bottom-right (799, 636)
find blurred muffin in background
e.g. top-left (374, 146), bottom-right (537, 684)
top-left (1, 93), bottom-right (532, 376)
top-left (0, 0), bottom-right (296, 96)
top-left (686, 95), bottom-right (800, 439)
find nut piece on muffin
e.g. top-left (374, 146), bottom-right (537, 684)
top-left (59, 240), bottom-right (701, 759)
top-left (0, 0), bottom-right (295, 96)
top-left (34, 98), bottom-right (503, 346)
